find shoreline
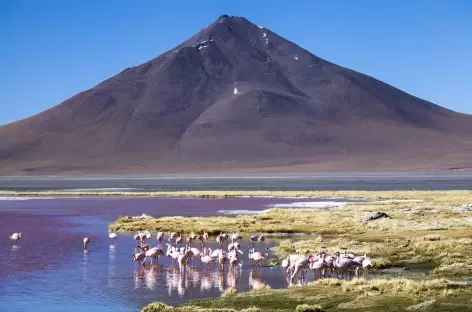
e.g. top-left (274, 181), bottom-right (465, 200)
top-left (0, 189), bottom-right (471, 199)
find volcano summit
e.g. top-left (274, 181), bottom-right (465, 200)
top-left (1, 15), bottom-right (471, 174)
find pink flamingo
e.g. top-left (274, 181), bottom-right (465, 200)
top-left (9, 233), bottom-right (22, 241)
top-left (83, 237), bottom-right (90, 250)
top-left (335, 256), bottom-right (359, 279)
top-left (290, 256), bottom-right (310, 283)
top-left (144, 231), bottom-right (152, 244)
top-left (248, 248), bottom-right (265, 266)
top-left (201, 254), bottom-right (216, 269)
top-left (156, 232), bottom-right (164, 246)
top-left (203, 231), bottom-right (210, 242)
top-left (178, 250), bottom-right (194, 273)
top-left (218, 251), bottom-right (228, 271)
top-left (175, 234), bottom-right (182, 246)
top-left (169, 232), bottom-right (177, 244)
top-left (310, 253), bottom-right (327, 279)
top-left (216, 232), bottom-right (224, 245)
top-left (143, 247), bottom-right (163, 266)
top-left (229, 250), bottom-right (243, 268)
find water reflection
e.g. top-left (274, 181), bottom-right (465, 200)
top-left (108, 244), bottom-right (116, 287)
top-left (249, 270), bottom-right (268, 290)
top-left (0, 197), bottom-right (361, 312)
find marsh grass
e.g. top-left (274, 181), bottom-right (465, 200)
top-left (144, 278), bottom-right (472, 312)
top-left (113, 190), bottom-right (472, 311)
top-left (113, 191), bottom-right (472, 281)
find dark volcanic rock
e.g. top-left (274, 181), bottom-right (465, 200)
top-left (1, 15), bottom-right (472, 174)
top-left (365, 212), bottom-right (392, 222)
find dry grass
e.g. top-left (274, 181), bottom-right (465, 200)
top-left (144, 278), bottom-right (472, 312)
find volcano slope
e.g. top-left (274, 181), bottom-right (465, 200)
top-left (1, 15), bottom-right (472, 175)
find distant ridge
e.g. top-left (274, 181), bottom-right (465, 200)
top-left (1, 15), bottom-right (472, 174)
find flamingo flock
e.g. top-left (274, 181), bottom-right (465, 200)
top-left (130, 230), bottom-right (256, 274)
top-left (8, 228), bottom-right (376, 286)
top-left (282, 249), bottom-right (374, 284)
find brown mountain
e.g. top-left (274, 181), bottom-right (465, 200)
top-left (1, 15), bottom-right (472, 175)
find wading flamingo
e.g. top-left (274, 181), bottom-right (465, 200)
top-left (83, 237), bottom-right (90, 250)
top-left (136, 244), bottom-right (150, 253)
top-left (144, 231), bottom-right (152, 244)
top-left (156, 232), bottom-right (164, 245)
top-left (175, 234), bottom-right (183, 246)
top-left (201, 254), bottom-right (216, 269)
top-left (248, 248), bottom-right (265, 266)
top-left (9, 233), bottom-right (22, 241)
top-left (108, 230), bottom-right (117, 243)
top-left (178, 250), bottom-right (194, 273)
top-left (290, 256), bottom-right (310, 283)
top-left (218, 251), bottom-right (228, 271)
top-left (216, 233), bottom-right (224, 245)
top-left (143, 247), bottom-right (163, 266)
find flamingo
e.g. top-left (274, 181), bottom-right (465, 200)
top-left (144, 231), bottom-right (152, 244)
top-left (187, 246), bottom-right (202, 266)
top-left (134, 232), bottom-right (145, 243)
top-left (186, 235), bottom-right (193, 247)
top-left (190, 247), bottom-right (202, 257)
top-left (83, 237), bottom-right (90, 250)
top-left (248, 248), bottom-right (265, 266)
top-left (133, 252), bottom-right (146, 265)
top-left (218, 251), bottom-right (228, 271)
top-left (201, 254), bottom-right (216, 269)
top-left (108, 229), bottom-right (118, 243)
top-left (156, 232), bottom-right (164, 245)
top-left (166, 245), bottom-right (181, 265)
top-left (178, 250), bottom-right (194, 273)
top-left (210, 247), bottom-right (222, 259)
top-left (216, 233), bottom-right (224, 245)
top-left (335, 256), bottom-right (359, 279)
top-left (143, 247), bottom-right (163, 266)
top-left (281, 256), bottom-right (292, 276)
top-left (176, 234), bottom-right (183, 246)
top-left (310, 253), bottom-right (327, 279)
top-left (229, 250), bottom-right (243, 268)
top-left (290, 256), bottom-right (310, 283)
top-left (203, 231), bottom-right (209, 242)
top-left (358, 256), bottom-right (373, 278)
top-left (9, 233), bottom-right (22, 241)
top-left (228, 241), bottom-right (242, 252)
top-left (323, 254), bottom-right (335, 277)
top-left (169, 232), bottom-right (177, 244)
top-left (231, 233), bottom-right (242, 242)
top-left (196, 233), bottom-right (203, 243)
top-left (136, 244), bottom-right (150, 253)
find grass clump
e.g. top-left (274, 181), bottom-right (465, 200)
top-left (221, 287), bottom-right (238, 297)
top-left (406, 299), bottom-right (436, 311)
top-left (142, 302), bottom-right (174, 312)
top-left (295, 304), bottom-right (324, 312)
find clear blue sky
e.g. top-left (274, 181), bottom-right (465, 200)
top-left (1, 0), bottom-right (471, 126)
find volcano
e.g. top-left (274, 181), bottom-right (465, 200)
top-left (1, 15), bottom-right (472, 175)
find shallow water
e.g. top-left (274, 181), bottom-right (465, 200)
top-left (0, 197), bottom-right (335, 312)
top-left (0, 197), bottom-right (427, 312)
